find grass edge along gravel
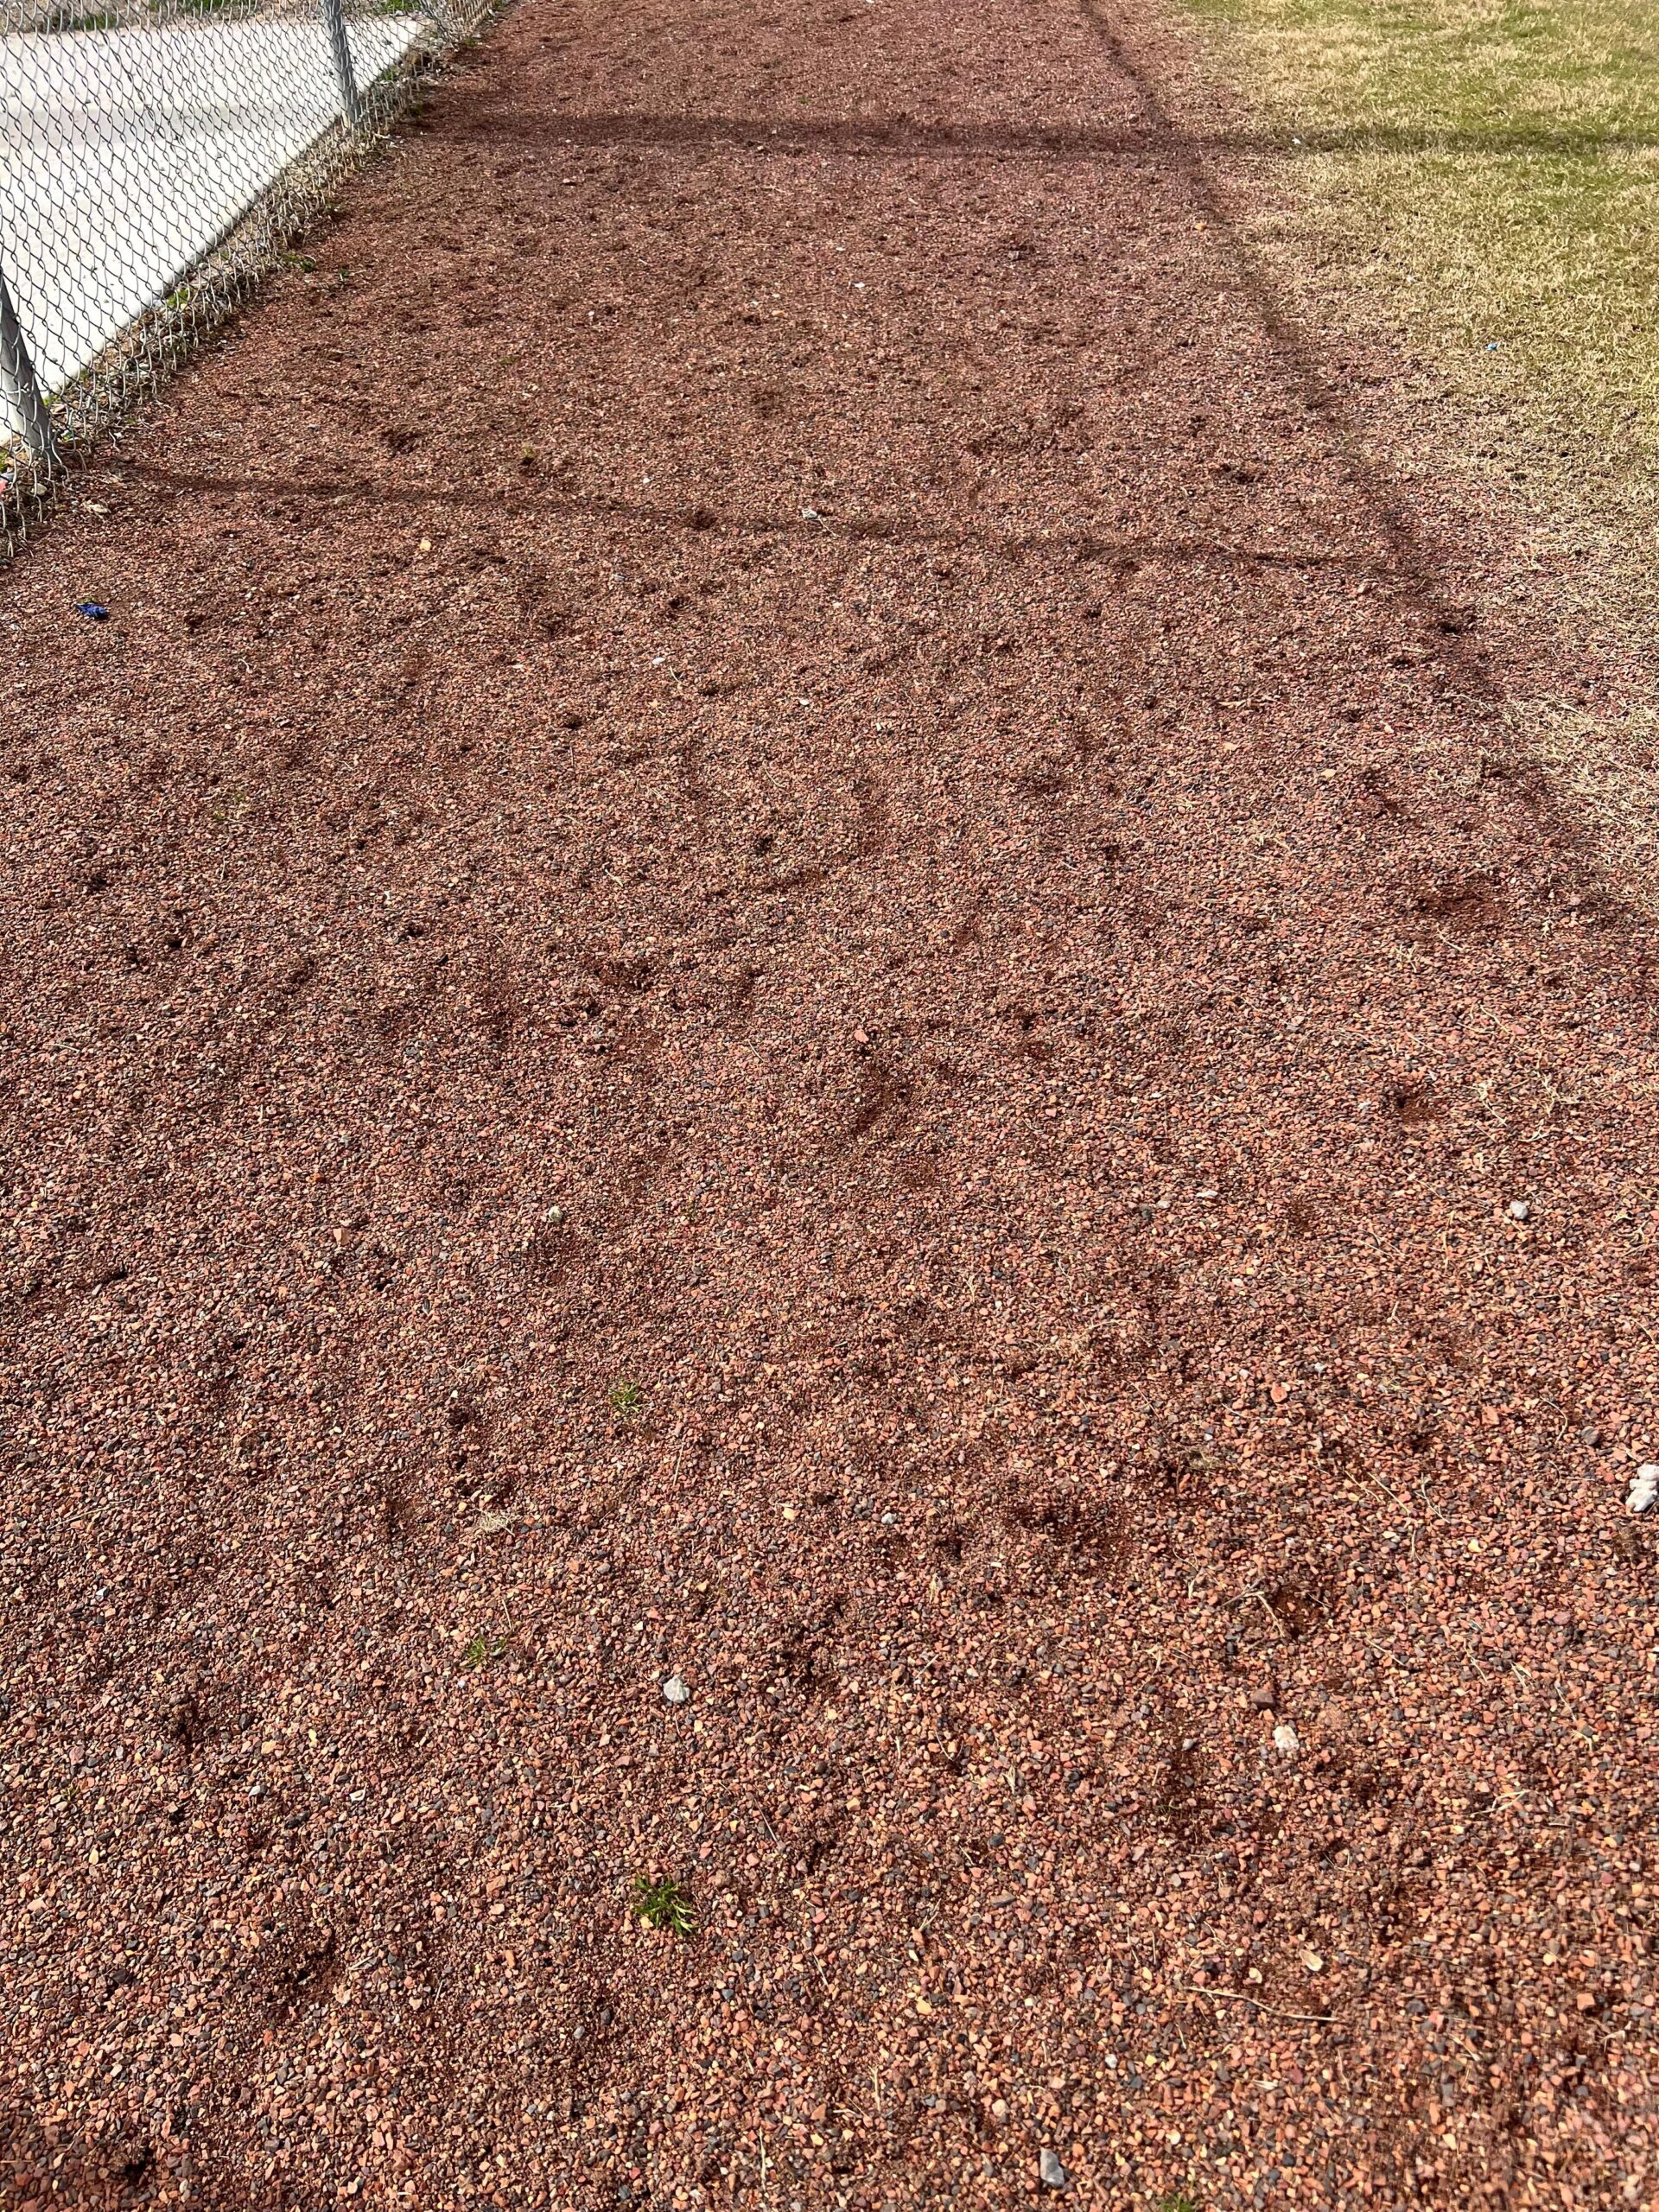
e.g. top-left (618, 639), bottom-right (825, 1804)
top-left (1164, 0), bottom-right (1659, 885)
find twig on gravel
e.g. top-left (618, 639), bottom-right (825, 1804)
top-left (1179, 1986), bottom-right (1337, 2026)
top-left (1237, 1587), bottom-right (1289, 1640)
top-left (1358, 1465), bottom-right (1409, 1513)
top-left (1364, 1480), bottom-right (1411, 1523)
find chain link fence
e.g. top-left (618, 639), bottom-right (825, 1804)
top-left (0, 0), bottom-right (491, 547)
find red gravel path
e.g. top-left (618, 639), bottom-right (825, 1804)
top-left (3, 1), bottom-right (1658, 2207)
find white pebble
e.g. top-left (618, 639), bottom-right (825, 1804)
top-left (662, 1675), bottom-right (690, 1705)
top-left (1039, 2148), bottom-right (1067, 2190)
top-left (1507, 1198), bottom-right (1531, 1221)
top-left (1628, 1466), bottom-right (1659, 1516)
top-left (1273, 1723), bottom-right (1300, 1756)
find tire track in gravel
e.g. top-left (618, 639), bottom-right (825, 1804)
top-left (2, 0), bottom-right (1657, 2206)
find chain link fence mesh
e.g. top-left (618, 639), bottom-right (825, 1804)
top-left (0, 0), bottom-right (491, 547)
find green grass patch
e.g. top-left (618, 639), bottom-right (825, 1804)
top-left (459, 1627), bottom-right (508, 1670)
top-left (1173, 0), bottom-right (1659, 478)
top-left (632, 1873), bottom-right (696, 1935)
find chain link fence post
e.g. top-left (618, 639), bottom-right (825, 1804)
top-left (0, 0), bottom-right (499, 550)
top-left (322, 0), bottom-right (363, 130)
top-left (0, 261), bottom-right (57, 471)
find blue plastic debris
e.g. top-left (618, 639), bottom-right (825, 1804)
top-left (75, 601), bottom-right (110, 620)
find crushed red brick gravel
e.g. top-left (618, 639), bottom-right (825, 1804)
top-left (3, 0), bottom-right (1658, 2207)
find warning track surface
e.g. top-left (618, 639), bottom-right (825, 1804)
top-left (1, 0), bottom-right (1655, 2205)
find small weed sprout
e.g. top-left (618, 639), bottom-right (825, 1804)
top-left (1157, 2192), bottom-right (1200, 2212)
top-left (632, 1873), bottom-right (695, 1936)
top-left (460, 1628), bottom-right (507, 1671)
top-left (609, 1379), bottom-right (643, 1421)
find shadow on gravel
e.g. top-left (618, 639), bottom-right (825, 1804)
top-left (124, 462), bottom-right (1384, 576)
top-left (447, 108), bottom-right (1659, 162)
top-left (1074, 0), bottom-right (1498, 704)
